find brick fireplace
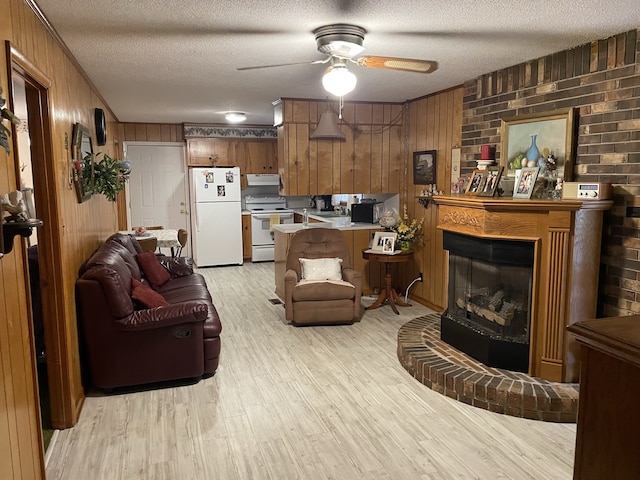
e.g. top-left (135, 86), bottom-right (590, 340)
top-left (435, 195), bottom-right (611, 383)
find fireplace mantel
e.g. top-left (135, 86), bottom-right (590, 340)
top-left (434, 195), bottom-right (613, 382)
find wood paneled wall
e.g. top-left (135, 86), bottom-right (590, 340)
top-left (117, 122), bottom-right (184, 144)
top-left (2, 0), bottom-right (121, 477)
top-left (278, 99), bottom-right (403, 195)
top-left (402, 87), bottom-right (464, 311)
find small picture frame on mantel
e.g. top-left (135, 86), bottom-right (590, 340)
top-left (477, 166), bottom-right (504, 197)
top-left (513, 167), bottom-right (540, 199)
top-left (465, 169), bottom-right (485, 196)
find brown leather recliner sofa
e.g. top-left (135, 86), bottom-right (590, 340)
top-left (76, 233), bottom-right (221, 391)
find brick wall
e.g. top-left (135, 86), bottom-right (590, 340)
top-left (460, 29), bottom-right (640, 317)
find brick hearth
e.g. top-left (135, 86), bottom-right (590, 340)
top-left (397, 314), bottom-right (579, 422)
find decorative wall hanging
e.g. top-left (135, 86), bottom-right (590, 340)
top-left (413, 150), bottom-right (437, 185)
top-left (71, 123), bottom-right (93, 203)
top-left (500, 108), bottom-right (575, 181)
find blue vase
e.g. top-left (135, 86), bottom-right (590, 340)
top-left (526, 134), bottom-right (540, 162)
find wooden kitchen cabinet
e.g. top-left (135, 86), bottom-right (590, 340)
top-left (242, 214), bottom-right (252, 260)
top-left (187, 138), bottom-right (277, 189)
top-left (186, 138), bottom-right (244, 168)
top-left (239, 140), bottom-right (277, 174)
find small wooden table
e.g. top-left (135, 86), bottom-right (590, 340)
top-left (362, 249), bottom-right (414, 314)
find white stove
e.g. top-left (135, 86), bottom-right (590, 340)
top-left (245, 195), bottom-right (294, 262)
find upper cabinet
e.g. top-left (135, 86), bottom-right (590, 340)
top-left (186, 138), bottom-right (277, 188)
top-left (275, 98), bottom-right (404, 196)
top-left (237, 140), bottom-right (277, 174)
top-left (187, 138), bottom-right (242, 167)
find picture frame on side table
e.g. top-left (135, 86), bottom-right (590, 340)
top-left (500, 108), bottom-right (575, 181)
top-left (413, 150), bottom-right (437, 185)
top-left (381, 236), bottom-right (395, 253)
top-left (372, 232), bottom-right (397, 252)
top-left (513, 167), bottom-right (540, 199)
top-left (465, 169), bottom-right (485, 196)
top-left (477, 166), bottom-right (504, 197)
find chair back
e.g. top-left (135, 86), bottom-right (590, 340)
top-left (137, 236), bottom-right (158, 253)
top-left (176, 228), bottom-right (188, 257)
top-left (145, 225), bottom-right (164, 230)
top-left (286, 228), bottom-right (351, 279)
top-left (178, 228), bottom-right (188, 247)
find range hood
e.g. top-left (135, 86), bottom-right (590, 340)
top-left (246, 173), bottom-right (280, 186)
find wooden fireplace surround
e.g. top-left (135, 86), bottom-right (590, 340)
top-left (434, 195), bottom-right (612, 383)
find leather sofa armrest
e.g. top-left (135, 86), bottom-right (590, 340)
top-left (284, 269), bottom-right (299, 321)
top-left (116, 301), bottom-right (209, 331)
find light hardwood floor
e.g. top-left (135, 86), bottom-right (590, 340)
top-left (46, 262), bottom-right (576, 479)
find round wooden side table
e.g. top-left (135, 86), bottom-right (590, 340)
top-left (362, 249), bottom-right (414, 314)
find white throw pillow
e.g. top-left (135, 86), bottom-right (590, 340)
top-left (299, 257), bottom-right (343, 281)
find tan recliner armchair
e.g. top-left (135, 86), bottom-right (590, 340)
top-left (284, 228), bottom-right (362, 326)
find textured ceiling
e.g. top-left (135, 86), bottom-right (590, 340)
top-left (34, 0), bottom-right (640, 125)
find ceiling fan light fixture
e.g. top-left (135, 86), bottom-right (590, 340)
top-left (310, 112), bottom-right (345, 140)
top-left (225, 112), bottom-right (247, 123)
top-left (314, 24), bottom-right (366, 59)
top-left (322, 65), bottom-right (357, 97)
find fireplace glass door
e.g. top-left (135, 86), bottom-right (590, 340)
top-left (441, 231), bottom-right (534, 372)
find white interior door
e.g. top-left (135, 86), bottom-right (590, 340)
top-left (125, 143), bottom-right (189, 255)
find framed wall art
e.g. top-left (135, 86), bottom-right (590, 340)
top-left (500, 108), bottom-right (575, 181)
top-left (71, 123), bottom-right (94, 203)
top-left (413, 150), bottom-right (436, 185)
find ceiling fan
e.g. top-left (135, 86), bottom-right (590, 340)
top-left (238, 24), bottom-right (438, 97)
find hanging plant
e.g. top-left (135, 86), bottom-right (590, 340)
top-left (92, 152), bottom-right (131, 201)
top-left (0, 87), bottom-right (21, 155)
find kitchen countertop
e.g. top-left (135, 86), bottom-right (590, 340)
top-left (272, 221), bottom-right (382, 233)
top-left (247, 207), bottom-right (382, 230)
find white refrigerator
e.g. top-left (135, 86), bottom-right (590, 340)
top-left (190, 167), bottom-right (243, 267)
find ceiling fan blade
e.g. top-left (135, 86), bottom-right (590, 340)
top-left (237, 58), bottom-right (328, 71)
top-left (356, 56), bottom-right (438, 74)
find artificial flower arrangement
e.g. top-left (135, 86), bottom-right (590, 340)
top-left (388, 204), bottom-right (424, 250)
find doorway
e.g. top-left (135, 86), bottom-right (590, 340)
top-left (9, 46), bottom-right (69, 441)
top-left (125, 142), bottom-right (190, 255)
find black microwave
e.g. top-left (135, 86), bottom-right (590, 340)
top-left (351, 202), bottom-right (385, 223)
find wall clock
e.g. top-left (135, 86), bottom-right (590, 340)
top-left (94, 108), bottom-right (107, 146)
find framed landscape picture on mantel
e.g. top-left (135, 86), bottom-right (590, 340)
top-left (500, 108), bottom-right (575, 181)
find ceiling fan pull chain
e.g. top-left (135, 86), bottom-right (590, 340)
top-left (338, 96), bottom-right (344, 119)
